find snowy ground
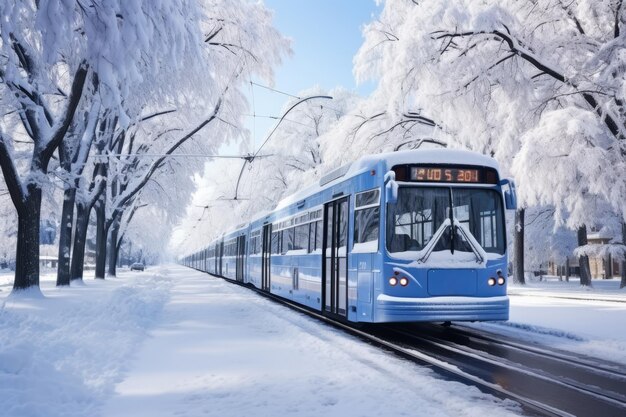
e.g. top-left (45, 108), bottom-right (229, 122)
top-left (470, 276), bottom-right (626, 365)
top-left (0, 267), bottom-right (624, 417)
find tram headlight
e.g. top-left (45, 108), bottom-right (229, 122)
top-left (487, 277), bottom-right (496, 286)
top-left (399, 277), bottom-right (409, 286)
top-left (496, 270), bottom-right (506, 285)
top-left (389, 277), bottom-right (398, 286)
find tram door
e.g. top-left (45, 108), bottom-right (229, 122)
top-left (218, 240), bottom-right (224, 276)
top-left (236, 235), bottom-right (245, 282)
top-left (323, 197), bottom-right (349, 318)
top-left (261, 224), bottom-right (272, 291)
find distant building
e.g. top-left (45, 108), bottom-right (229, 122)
top-left (40, 245), bottom-right (58, 269)
top-left (587, 230), bottom-right (621, 279)
top-left (40, 255), bottom-right (58, 269)
top-left (548, 229), bottom-right (622, 279)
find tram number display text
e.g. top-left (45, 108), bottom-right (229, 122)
top-left (410, 167), bottom-right (480, 183)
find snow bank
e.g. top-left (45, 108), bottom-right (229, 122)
top-left (0, 270), bottom-right (172, 417)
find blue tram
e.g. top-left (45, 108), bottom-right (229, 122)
top-left (181, 149), bottom-right (517, 323)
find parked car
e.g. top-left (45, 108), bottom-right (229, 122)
top-left (130, 263), bottom-right (145, 271)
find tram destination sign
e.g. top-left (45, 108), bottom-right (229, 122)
top-left (392, 165), bottom-right (499, 184)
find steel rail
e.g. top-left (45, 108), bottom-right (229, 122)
top-left (449, 324), bottom-right (626, 377)
top-left (381, 325), bottom-right (626, 408)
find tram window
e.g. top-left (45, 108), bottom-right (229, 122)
top-left (315, 220), bottom-right (323, 250)
top-left (354, 207), bottom-right (380, 246)
top-left (271, 232), bottom-right (279, 254)
top-left (481, 210), bottom-right (495, 248)
top-left (294, 224), bottom-right (308, 251)
top-left (308, 222), bottom-right (316, 253)
top-left (387, 187), bottom-right (449, 253)
top-left (356, 189), bottom-right (380, 208)
top-left (282, 228), bottom-right (294, 255)
top-left (387, 187), bottom-right (505, 255)
top-left (452, 189), bottom-right (504, 254)
top-left (338, 202), bottom-right (348, 247)
top-left (308, 221), bottom-right (323, 253)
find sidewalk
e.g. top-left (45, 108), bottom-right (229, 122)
top-left (508, 276), bottom-right (626, 302)
top-left (99, 266), bottom-right (523, 417)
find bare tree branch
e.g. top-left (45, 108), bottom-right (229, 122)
top-left (0, 131), bottom-right (26, 212)
top-left (40, 61), bottom-right (90, 171)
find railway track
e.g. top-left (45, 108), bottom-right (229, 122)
top-left (374, 324), bottom-right (626, 417)
top-left (205, 271), bottom-right (626, 417)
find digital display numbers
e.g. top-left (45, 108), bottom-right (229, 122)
top-left (411, 167), bottom-right (480, 183)
top-left (392, 165), bottom-right (498, 184)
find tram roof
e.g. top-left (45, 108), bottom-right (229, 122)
top-left (274, 148), bottom-right (499, 211)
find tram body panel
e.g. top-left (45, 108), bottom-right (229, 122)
top-left (180, 149), bottom-right (516, 324)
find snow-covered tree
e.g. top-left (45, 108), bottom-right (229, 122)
top-left (0, 0), bottom-right (219, 290)
top-left (353, 0), bottom-right (626, 286)
top-left (0, 1), bottom-right (89, 291)
top-left (102, 0), bottom-right (289, 276)
top-left (0, 0), bottom-right (289, 288)
top-left (172, 87), bottom-right (358, 255)
top-left (523, 207), bottom-right (578, 280)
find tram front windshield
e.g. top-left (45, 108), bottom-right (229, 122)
top-left (386, 187), bottom-right (505, 255)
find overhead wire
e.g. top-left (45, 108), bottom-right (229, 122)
top-left (180, 62), bottom-right (335, 250)
top-left (249, 81), bottom-right (300, 99)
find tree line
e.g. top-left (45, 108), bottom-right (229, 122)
top-left (0, 0), bottom-right (289, 292)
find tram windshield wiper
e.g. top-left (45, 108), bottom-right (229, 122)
top-left (416, 219), bottom-right (450, 264)
top-left (416, 219), bottom-right (487, 265)
top-left (452, 219), bottom-right (487, 264)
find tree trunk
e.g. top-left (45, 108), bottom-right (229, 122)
top-left (116, 237), bottom-right (124, 268)
top-left (513, 208), bottom-right (525, 284)
top-left (94, 200), bottom-right (107, 279)
top-left (107, 217), bottom-right (121, 277)
top-left (621, 222), bottom-right (626, 289)
top-left (13, 186), bottom-right (42, 291)
top-left (577, 225), bottom-right (592, 287)
top-left (70, 203), bottom-right (90, 283)
top-left (56, 187), bottom-right (76, 286)
top-left (565, 257), bottom-right (570, 282)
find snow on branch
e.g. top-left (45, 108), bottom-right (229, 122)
top-left (574, 243), bottom-right (626, 262)
top-left (110, 98), bottom-right (225, 218)
top-left (40, 61), bottom-right (89, 171)
top-left (432, 27), bottom-right (622, 138)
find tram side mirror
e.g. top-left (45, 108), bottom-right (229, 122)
top-left (500, 179), bottom-right (517, 210)
top-left (384, 170), bottom-right (398, 205)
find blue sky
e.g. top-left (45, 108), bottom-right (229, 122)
top-left (264, 0), bottom-right (380, 94)
top-left (241, 0), bottom-right (382, 152)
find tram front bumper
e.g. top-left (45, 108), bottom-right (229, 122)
top-left (374, 294), bottom-right (509, 323)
